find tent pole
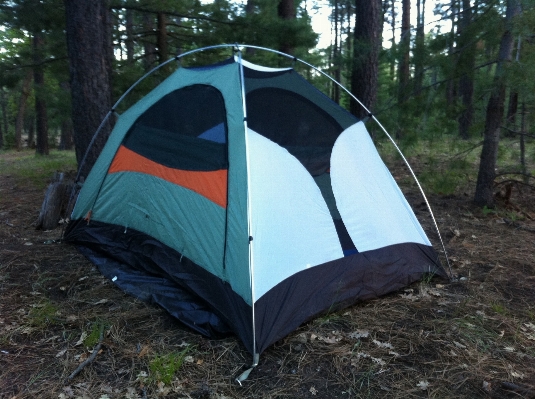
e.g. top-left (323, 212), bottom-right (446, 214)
top-left (231, 44), bottom-right (454, 279)
top-left (235, 47), bottom-right (260, 383)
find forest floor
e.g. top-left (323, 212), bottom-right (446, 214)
top-left (1, 149), bottom-right (535, 399)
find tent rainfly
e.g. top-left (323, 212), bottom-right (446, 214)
top-left (64, 45), bottom-right (448, 379)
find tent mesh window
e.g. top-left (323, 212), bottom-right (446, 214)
top-left (123, 84), bottom-right (229, 171)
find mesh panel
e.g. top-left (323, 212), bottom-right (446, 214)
top-left (123, 85), bottom-right (228, 171)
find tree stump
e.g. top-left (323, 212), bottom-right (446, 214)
top-left (36, 172), bottom-right (77, 231)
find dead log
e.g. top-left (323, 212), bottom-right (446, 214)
top-left (36, 172), bottom-right (73, 231)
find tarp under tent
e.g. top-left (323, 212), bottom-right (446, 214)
top-left (64, 45), bottom-right (448, 370)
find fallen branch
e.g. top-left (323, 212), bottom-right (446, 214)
top-left (503, 218), bottom-right (535, 233)
top-left (66, 325), bottom-right (105, 381)
top-left (501, 381), bottom-right (535, 398)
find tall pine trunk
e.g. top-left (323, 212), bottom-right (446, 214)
top-left (414, 0), bottom-right (425, 95)
top-left (457, 0), bottom-right (476, 140)
top-left (398, 0), bottom-right (410, 103)
top-left (331, 0), bottom-right (340, 103)
top-left (474, 0), bottom-right (521, 207)
top-left (350, 0), bottom-right (381, 119)
top-left (65, 0), bottom-right (113, 180)
top-left (0, 88), bottom-right (8, 146)
top-left (143, 13), bottom-right (156, 71)
top-left (446, 0), bottom-right (458, 109)
top-left (157, 12), bottom-right (168, 64)
top-left (15, 70), bottom-right (33, 151)
top-left (34, 33), bottom-right (49, 155)
top-left (278, 0), bottom-right (296, 55)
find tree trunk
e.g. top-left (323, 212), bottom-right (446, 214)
top-left (34, 33), bottom-right (49, 156)
top-left (125, 9), bottom-right (134, 64)
top-left (0, 87), bottom-right (8, 147)
top-left (414, 0), bottom-right (425, 95)
top-left (398, 0), bottom-right (410, 104)
top-left (60, 118), bottom-right (74, 150)
top-left (332, 0), bottom-right (340, 103)
top-left (36, 172), bottom-right (69, 231)
top-left (143, 13), bottom-right (156, 71)
top-left (390, 0), bottom-right (396, 80)
top-left (474, 0), bottom-right (521, 207)
top-left (350, 0), bottom-right (381, 119)
top-left (27, 119), bottom-right (35, 148)
top-left (505, 36), bottom-right (522, 133)
top-left (457, 0), bottom-right (476, 140)
top-left (157, 12), bottom-right (168, 64)
top-left (65, 0), bottom-right (114, 180)
top-left (0, 89), bottom-right (3, 148)
top-left (15, 70), bottom-right (33, 151)
top-left (278, 0), bottom-right (296, 55)
top-left (446, 0), bottom-right (458, 109)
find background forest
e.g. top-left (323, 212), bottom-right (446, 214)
top-left (1, 2), bottom-right (535, 398)
top-left (0, 0), bottom-right (534, 205)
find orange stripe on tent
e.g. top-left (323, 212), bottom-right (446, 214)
top-left (108, 145), bottom-right (228, 208)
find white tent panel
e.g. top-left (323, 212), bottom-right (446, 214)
top-left (330, 122), bottom-right (431, 252)
top-left (247, 129), bottom-right (344, 301)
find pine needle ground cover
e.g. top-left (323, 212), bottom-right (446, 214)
top-left (1, 149), bottom-right (534, 399)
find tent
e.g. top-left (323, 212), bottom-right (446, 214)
top-left (64, 45), bottom-right (447, 373)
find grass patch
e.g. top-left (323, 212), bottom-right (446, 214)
top-left (83, 320), bottom-right (108, 348)
top-left (27, 300), bottom-right (60, 328)
top-left (491, 302), bottom-right (508, 315)
top-left (149, 348), bottom-right (191, 385)
top-left (0, 149), bottom-right (77, 188)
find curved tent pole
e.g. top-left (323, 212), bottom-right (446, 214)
top-left (69, 43), bottom-right (452, 275)
top-left (229, 44), bottom-right (453, 279)
top-left (66, 47), bottom-right (231, 225)
top-left (73, 44), bottom-right (235, 185)
top-left (235, 47), bottom-right (260, 384)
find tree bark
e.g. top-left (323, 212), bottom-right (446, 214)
top-left (398, 0), bottom-right (410, 104)
top-left (0, 87), bottom-right (8, 147)
top-left (15, 70), bottom-right (33, 151)
top-left (457, 0), bottom-right (476, 140)
top-left (390, 0), bottom-right (396, 80)
top-left (350, 0), bottom-right (381, 119)
top-left (60, 118), bottom-right (74, 150)
top-left (474, 0), bottom-right (521, 207)
top-left (34, 33), bottom-right (49, 156)
top-left (414, 0), bottom-right (425, 95)
top-left (505, 36), bottom-right (522, 133)
top-left (446, 0), bottom-right (458, 109)
top-left (157, 12), bottom-right (168, 64)
top-left (125, 8), bottom-right (134, 64)
top-left (65, 0), bottom-right (114, 180)
top-left (331, 0), bottom-right (340, 103)
top-left (278, 0), bottom-right (296, 55)
top-left (143, 13), bottom-right (156, 71)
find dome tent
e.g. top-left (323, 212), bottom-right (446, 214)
top-left (64, 45), bottom-right (448, 379)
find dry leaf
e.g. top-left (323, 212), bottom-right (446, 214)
top-left (56, 349), bottom-right (67, 358)
top-left (373, 340), bottom-right (394, 349)
top-left (348, 330), bottom-right (369, 339)
top-left (74, 332), bottom-right (87, 346)
top-left (371, 357), bottom-right (386, 366)
top-left (309, 386), bottom-right (317, 395)
top-left (137, 345), bottom-right (150, 358)
top-left (511, 371), bottom-right (525, 379)
top-left (417, 380), bottom-right (430, 390)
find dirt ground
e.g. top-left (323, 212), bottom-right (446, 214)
top-left (1, 152), bottom-right (535, 399)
